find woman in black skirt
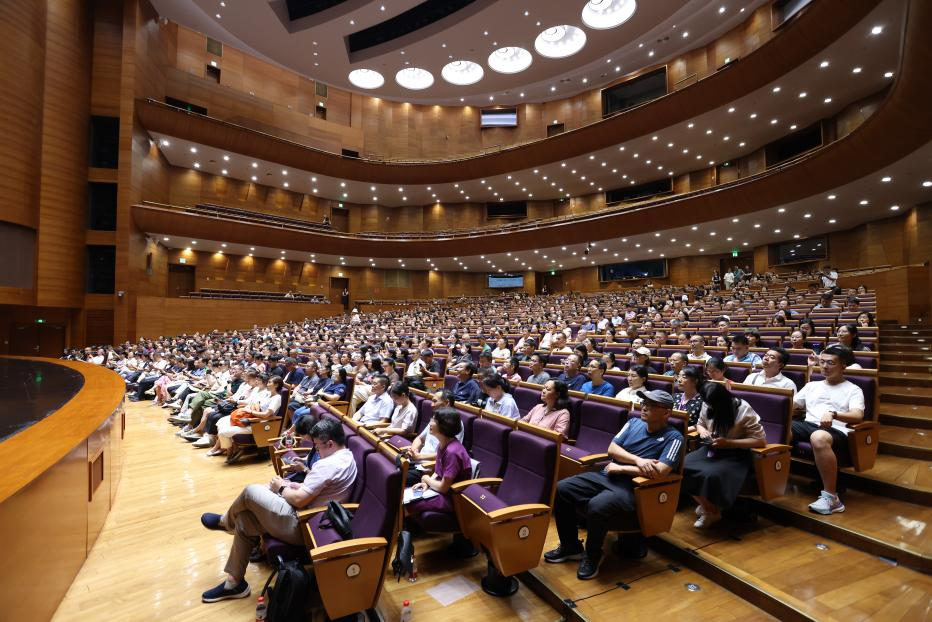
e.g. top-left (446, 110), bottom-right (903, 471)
top-left (684, 383), bottom-right (766, 529)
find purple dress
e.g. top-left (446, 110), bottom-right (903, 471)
top-left (410, 439), bottom-right (472, 514)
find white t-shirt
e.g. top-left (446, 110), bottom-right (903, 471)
top-left (821, 270), bottom-right (838, 288)
top-left (794, 380), bottom-right (865, 435)
top-left (615, 386), bottom-right (643, 404)
top-left (744, 371), bottom-right (797, 394)
top-left (388, 401), bottom-right (418, 433)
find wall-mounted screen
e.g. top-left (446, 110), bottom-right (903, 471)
top-left (773, 236), bottom-right (827, 264)
top-left (481, 108), bottom-right (518, 127)
top-left (599, 259), bottom-right (667, 282)
top-left (486, 201), bottom-right (527, 219)
top-left (488, 274), bottom-right (524, 288)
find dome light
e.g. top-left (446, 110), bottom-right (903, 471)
top-left (534, 25), bottom-right (587, 59)
top-left (488, 46), bottom-right (533, 74)
top-left (395, 67), bottom-right (434, 90)
top-left (348, 68), bottom-right (385, 89)
top-left (441, 60), bottom-right (484, 85)
top-left (581, 0), bottom-right (637, 30)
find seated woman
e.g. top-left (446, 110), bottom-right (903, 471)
top-left (615, 364), bottom-right (648, 404)
top-left (704, 358), bottom-right (729, 384)
top-left (501, 356), bottom-right (523, 384)
top-left (374, 382), bottom-right (419, 438)
top-left (406, 408), bottom-right (472, 520)
top-left (479, 373), bottom-right (517, 417)
top-left (830, 323), bottom-right (871, 353)
top-left (856, 311), bottom-right (875, 328)
top-left (211, 375), bottom-right (282, 458)
top-left (317, 367), bottom-right (349, 403)
top-left (674, 366), bottom-right (705, 430)
top-left (521, 379), bottom-right (571, 438)
top-left (684, 382), bottom-right (765, 529)
top-left (401, 390), bottom-right (462, 485)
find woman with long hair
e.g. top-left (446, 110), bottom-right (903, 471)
top-left (521, 379), bottom-right (571, 437)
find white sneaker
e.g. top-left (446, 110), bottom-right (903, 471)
top-left (192, 435), bottom-right (213, 448)
top-left (693, 508), bottom-right (721, 529)
top-left (175, 425), bottom-right (192, 436)
top-left (695, 505), bottom-right (705, 517)
top-left (168, 412), bottom-right (191, 424)
top-left (808, 491), bottom-right (845, 515)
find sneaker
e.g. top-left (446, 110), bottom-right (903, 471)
top-left (694, 508), bottom-right (722, 529)
top-left (200, 512), bottom-right (224, 531)
top-left (183, 430), bottom-right (203, 442)
top-left (201, 579), bottom-right (250, 603)
top-left (695, 505), bottom-right (705, 517)
top-left (175, 425), bottom-right (192, 437)
top-left (808, 491), bottom-right (845, 515)
top-left (168, 412), bottom-right (191, 424)
top-left (576, 554), bottom-right (601, 580)
top-left (192, 435), bottom-right (214, 448)
top-left (543, 541), bottom-right (585, 563)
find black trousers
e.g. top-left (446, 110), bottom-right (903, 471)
top-left (134, 376), bottom-right (157, 400)
top-left (206, 410), bottom-right (227, 436)
top-left (554, 471), bottom-right (636, 560)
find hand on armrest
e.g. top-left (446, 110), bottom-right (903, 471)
top-left (632, 473), bottom-right (683, 487)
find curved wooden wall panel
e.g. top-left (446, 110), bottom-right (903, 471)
top-left (137, 0), bottom-right (876, 184)
top-left (0, 0), bottom-right (45, 230)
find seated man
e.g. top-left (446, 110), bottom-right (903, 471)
top-left (198, 419), bottom-right (356, 602)
top-left (723, 335), bottom-right (762, 366)
top-left (351, 374), bottom-right (393, 425)
top-left (550, 333), bottom-right (574, 354)
top-left (743, 348), bottom-right (797, 393)
top-left (557, 354), bottom-right (588, 392)
top-left (526, 354), bottom-right (551, 386)
top-left (451, 362), bottom-right (483, 405)
top-left (791, 345), bottom-right (864, 515)
top-left (544, 389), bottom-right (683, 580)
top-left (663, 352), bottom-right (687, 377)
top-left (580, 359), bottom-right (615, 397)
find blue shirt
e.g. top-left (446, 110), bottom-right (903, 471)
top-left (580, 380), bottom-right (615, 397)
top-left (452, 378), bottom-right (483, 405)
top-left (724, 352), bottom-right (762, 365)
top-left (558, 372), bottom-right (588, 392)
top-left (610, 418), bottom-right (683, 468)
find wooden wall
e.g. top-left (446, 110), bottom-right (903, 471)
top-left (135, 296), bottom-right (343, 336)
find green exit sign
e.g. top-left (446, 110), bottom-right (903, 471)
top-left (732, 249), bottom-right (739, 258)
top-left (36, 318), bottom-right (45, 324)
top-left (550, 270), bottom-right (556, 276)
top-left (179, 257), bottom-right (187, 264)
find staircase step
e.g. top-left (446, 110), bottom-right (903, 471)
top-left (879, 403), bottom-right (932, 429)
top-left (879, 343), bottom-right (932, 352)
top-left (879, 361), bottom-right (932, 373)
top-left (882, 328), bottom-right (932, 336)
top-left (878, 372), bottom-right (932, 388)
top-left (883, 351), bottom-right (932, 361)
top-left (878, 424), bottom-right (932, 460)
top-left (792, 453), bottom-right (932, 505)
top-left (880, 384), bottom-right (932, 406)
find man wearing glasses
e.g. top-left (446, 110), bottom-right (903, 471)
top-left (544, 389), bottom-right (683, 580)
top-left (792, 345), bottom-right (865, 515)
top-left (197, 418), bottom-right (357, 603)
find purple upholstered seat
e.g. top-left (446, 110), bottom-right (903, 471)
top-left (549, 353), bottom-right (568, 367)
top-left (645, 377), bottom-right (674, 392)
top-left (854, 355), bottom-right (877, 369)
top-left (514, 386), bottom-right (542, 417)
top-left (728, 388), bottom-right (791, 445)
top-left (468, 418), bottom-right (511, 479)
top-left (457, 409), bottom-right (477, 450)
top-left (517, 366), bottom-right (532, 380)
top-left (564, 400), bottom-right (627, 457)
top-left (781, 369), bottom-right (807, 391)
top-left (603, 374), bottom-right (626, 394)
top-left (810, 373), bottom-right (876, 421)
top-left (461, 430), bottom-right (558, 511)
top-left (346, 435), bottom-right (375, 503)
top-left (444, 375), bottom-right (457, 391)
top-left (724, 365), bottom-right (751, 383)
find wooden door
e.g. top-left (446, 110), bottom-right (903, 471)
top-left (38, 324), bottom-right (66, 357)
top-left (9, 324), bottom-right (40, 355)
top-left (167, 265), bottom-right (196, 297)
top-left (330, 277), bottom-right (349, 309)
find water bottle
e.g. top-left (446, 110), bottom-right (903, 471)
top-left (408, 554), bottom-right (418, 582)
top-left (400, 599), bottom-right (413, 622)
top-left (255, 595), bottom-right (268, 621)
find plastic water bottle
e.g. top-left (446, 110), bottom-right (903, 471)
top-left (400, 599), bottom-right (413, 622)
top-left (408, 554), bottom-right (418, 582)
top-left (255, 595), bottom-right (268, 621)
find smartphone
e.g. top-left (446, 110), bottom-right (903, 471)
top-left (412, 487), bottom-right (424, 499)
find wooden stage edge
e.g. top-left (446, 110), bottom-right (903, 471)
top-left (0, 356), bottom-right (126, 622)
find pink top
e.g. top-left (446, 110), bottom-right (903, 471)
top-left (521, 404), bottom-right (570, 437)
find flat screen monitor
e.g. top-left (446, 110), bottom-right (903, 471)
top-left (488, 274), bottom-right (524, 288)
top-left (481, 108), bottom-right (518, 127)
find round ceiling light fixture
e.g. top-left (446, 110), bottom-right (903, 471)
top-left (534, 25), bottom-right (587, 58)
top-left (581, 0), bottom-right (637, 30)
top-left (395, 67), bottom-right (434, 90)
top-left (487, 46), bottom-right (533, 74)
top-left (441, 60), bottom-right (484, 85)
top-left (348, 68), bottom-right (385, 89)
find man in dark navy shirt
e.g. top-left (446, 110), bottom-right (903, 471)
top-left (545, 389), bottom-right (684, 580)
top-left (451, 362), bottom-right (483, 405)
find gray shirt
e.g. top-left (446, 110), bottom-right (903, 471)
top-left (527, 371), bottom-right (551, 385)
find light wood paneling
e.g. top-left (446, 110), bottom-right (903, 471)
top-left (35, 0), bottom-right (93, 308)
top-left (0, 0), bottom-right (45, 230)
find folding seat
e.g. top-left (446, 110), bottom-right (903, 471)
top-left (549, 353), bottom-right (568, 367)
top-left (854, 353), bottom-right (879, 369)
top-left (514, 384), bottom-right (543, 416)
top-left (602, 372), bottom-right (627, 395)
top-left (517, 365), bottom-right (531, 380)
top-left (443, 374), bottom-right (457, 392)
top-left (228, 387), bottom-right (290, 462)
top-left (303, 450), bottom-right (406, 619)
top-left (645, 375), bottom-right (675, 393)
top-left (727, 385), bottom-right (794, 500)
top-left (780, 365), bottom-right (809, 391)
top-left (723, 362), bottom-right (752, 383)
top-left (452, 424), bottom-right (560, 596)
top-left (792, 369), bottom-right (879, 471)
top-left (558, 396), bottom-right (628, 479)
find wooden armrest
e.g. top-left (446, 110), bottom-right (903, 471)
top-left (273, 447), bottom-right (312, 456)
top-left (450, 477), bottom-right (503, 493)
top-left (295, 503), bottom-right (360, 522)
top-left (417, 460), bottom-right (435, 472)
top-left (751, 444), bottom-right (792, 456)
top-left (578, 453), bottom-right (610, 465)
top-left (310, 537), bottom-right (388, 562)
top-left (487, 503), bottom-right (551, 522)
top-left (847, 421), bottom-right (877, 431)
top-left (632, 474), bottom-right (683, 488)
top-left (365, 421), bottom-right (390, 429)
top-left (565, 439), bottom-right (577, 445)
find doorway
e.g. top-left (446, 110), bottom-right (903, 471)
top-left (10, 323), bottom-right (66, 357)
top-left (167, 264), bottom-right (196, 298)
top-left (330, 277), bottom-right (350, 309)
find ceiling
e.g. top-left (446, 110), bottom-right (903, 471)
top-left (150, 0), bottom-right (770, 105)
top-left (149, 0), bottom-right (904, 208)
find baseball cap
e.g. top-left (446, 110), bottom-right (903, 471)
top-left (634, 346), bottom-right (652, 356)
top-left (421, 348), bottom-right (434, 357)
top-left (635, 389), bottom-right (675, 408)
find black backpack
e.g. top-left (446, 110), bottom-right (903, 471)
top-left (261, 556), bottom-right (311, 622)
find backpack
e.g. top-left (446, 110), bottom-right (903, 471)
top-left (262, 556), bottom-right (311, 622)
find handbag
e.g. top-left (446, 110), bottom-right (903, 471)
top-left (318, 500), bottom-right (354, 540)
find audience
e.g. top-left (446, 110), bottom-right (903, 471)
top-left (521, 379), bottom-right (571, 437)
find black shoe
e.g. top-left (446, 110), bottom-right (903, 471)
top-left (201, 579), bottom-right (250, 603)
top-left (544, 541), bottom-right (585, 563)
top-left (248, 544), bottom-right (265, 563)
top-left (577, 554), bottom-right (601, 580)
top-left (200, 512), bottom-right (224, 531)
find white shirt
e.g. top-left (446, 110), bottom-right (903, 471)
top-left (491, 347), bottom-right (511, 359)
top-left (300, 448), bottom-right (357, 506)
top-left (614, 386), bottom-right (643, 404)
top-left (355, 391), bottom-right (394, 425)
top-left (486, 392), bottom-right (520, 419)
top-left (388, 401), bottom-right (418, 433)
top-left (821, 270), bottom-right (838, 288)
top-left (405, 359), bottom-right (427, 377)
top-left (794, 379), bottom-right (865, 435)
top-left (688, 352), bottom-right (712, 362)
top-left (744, 371), bottom-right (797, 394)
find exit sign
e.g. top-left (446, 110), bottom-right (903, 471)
top-left (731, 249), bottom-right (739, 258)
top-left (179, 257), bottom-right (187, 264)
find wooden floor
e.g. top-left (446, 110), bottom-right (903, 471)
top-left (51, 401), bottom-right (561, 621)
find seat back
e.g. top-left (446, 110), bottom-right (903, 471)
top-left (513, 385), bottom-right (541, 417)
top-left (277, 388), bottom-right (290, 418)
top-left (346, 435), bottom-right (376, 503)
top-left (497, 430), bottom-right (559, 507)
top-left (468, 417), bottom-right (511, 478)
top-left (727, 386), bottom-right (793, 445)
top-left (575, 399), bottom-right (627, 454)
top-left (444, 374), bottom-right (457, 391)
top-left (724, 363), bottom-right (752, 383)
top-left (603, 372), bottom-right (627, 395)
top-left (781, 365), bottom-right (809, 391)
top-left (457, 409), bottom-right (477, 449)
top-left (414, 397), bottom-right (434, 436)
top-left (350, 452), bottom-right (403, 539)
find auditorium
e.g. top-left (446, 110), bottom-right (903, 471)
top-left (2, 0), bottom-right (931, 619)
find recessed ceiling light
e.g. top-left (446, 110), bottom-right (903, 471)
top-left (728, 107), bottom-right (735, 113)
top-left (395, 67), bottom-right (434, 90)
top-left (827, 194), bottom-right (836, 200)
top-left (852, 67), bottom-right (862, 74)
top-left (829, 219), bottom-right (837, 223)
top-left (778, 207), bottom-right (786, 212)
top-left (189, 147), bottom-right (197, 153)
top-left (881, 176), bottom-right (892, 182)
top-left (820, 60), bottom-right (830, 68)
top-left (582, 0), bottom-right (637, 30)
top-left (824, 97), bottom-right (833, 103)
top-left (890, 205), bottom-right (900, 211)
top-left (221, 169), bottom-right (227, 175)
top-left (687, 122), bottom-right (694, 128)
top-left (804, 213), bottom-right (811, 218)
top-left (160, 139), bottom-right (170, 147)
top-left (799, 92), bottom-right (807, 98)
top-left (749, 113), bottom-right (757, 119)
top-left (923, 181), bottom-right (931, 187)
top-left (772, 86), bottom-right (781, 93)
top-left (193, 162), bottom-right (200, 168)
top-left (884, 71), bottom-right (894, 78)
top-left (754, 223), bottom-right (760, 228)
top-left (871, 25), bottom-right (883, 35)
top-left (348, 69), bottom-right (385, 89)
